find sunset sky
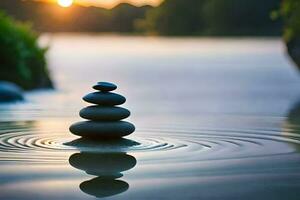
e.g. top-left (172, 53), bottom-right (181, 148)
top-left (38, 0), bottom-right (162, 8)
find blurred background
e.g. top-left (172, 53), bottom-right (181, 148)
top-left (0, 0), bottom-right (299, 121)
top-left (0, 0), bottom-right (299, 95)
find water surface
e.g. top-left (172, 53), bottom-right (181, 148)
top-left (1, 35), bottom-right (300, 199)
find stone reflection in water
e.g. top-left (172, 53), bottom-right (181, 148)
top-left (80, 177), bottom-right (129, 198)
top-left (67, 138), bottom-right (137, 198)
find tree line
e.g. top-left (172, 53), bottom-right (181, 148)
top-left (0, 0), bottom-right (283, 35)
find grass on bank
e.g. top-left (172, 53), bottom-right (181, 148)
top-left (0, 11), bottom-right (52, 90)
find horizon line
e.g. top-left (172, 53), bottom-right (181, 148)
top-left (32, 0), bottom-right (161, 9)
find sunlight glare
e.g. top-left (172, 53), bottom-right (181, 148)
top-left (57, 0), bottom-right (74, 7)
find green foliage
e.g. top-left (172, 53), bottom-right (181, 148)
top-left (279, 0), bottom-right (300, 42)
top-left (110, 3), bottom-right (150, 33)
top-left (141, 0), bottom-right (281, 36)
top-left (278, 0), bottom-right (300, 68)
top-left (139, 0), bottom-right (207, 35)
top-left (0, 11), bottom-right (52, 90)
top-left (202, 0), bottom-right (281, 35)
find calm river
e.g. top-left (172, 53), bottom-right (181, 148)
top-left (1, 35), bottom-right (300, 199)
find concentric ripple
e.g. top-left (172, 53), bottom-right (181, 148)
top-left (0, 121), bottom-right (300, 163)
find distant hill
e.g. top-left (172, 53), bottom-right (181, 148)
top-left (0, 0), bottom-right (152, 32)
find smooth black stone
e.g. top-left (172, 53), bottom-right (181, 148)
top-left (0, 81), bottom-right (23, 102)
top-left (80, 106), bottom-right (130, 121)
top-left (69, 121), bottom-right (135, 138)
top-left (93, 82), bottom-right (117, 92)
top-left (83, 92), bottom-right (126, 106)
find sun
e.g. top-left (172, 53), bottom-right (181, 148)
top-left (57, 0), bottom-right (74, 8)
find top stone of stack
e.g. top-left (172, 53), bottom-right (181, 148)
top-left (83, 82), bottom-right (125, 106)
top-left (93, 82), bottom-right (117, 92)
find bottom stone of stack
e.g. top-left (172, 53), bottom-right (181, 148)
top-left (69, 121), bottom-right (135, 138)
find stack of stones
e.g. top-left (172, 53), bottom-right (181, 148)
top-left (69, 82), bottom-right (135, 139)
